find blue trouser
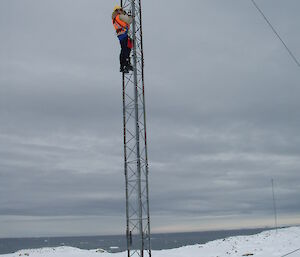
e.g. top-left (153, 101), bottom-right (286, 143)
top-left (119, 35), bottom-right (131, 68)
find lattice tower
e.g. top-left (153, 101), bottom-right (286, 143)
top-left (120, 0), bottom-right (151, 256)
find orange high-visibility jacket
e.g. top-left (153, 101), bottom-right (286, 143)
top-left (112, 14), bottom-right (130, 36)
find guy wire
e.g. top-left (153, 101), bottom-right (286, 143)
top-left (250, 0), bottom-right (300, 67)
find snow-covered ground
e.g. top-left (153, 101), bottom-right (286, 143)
top-left (1, 226), bottom-right (300, 257)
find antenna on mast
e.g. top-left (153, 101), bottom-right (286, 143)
top-left (271, 178), bottom-right (278, 232)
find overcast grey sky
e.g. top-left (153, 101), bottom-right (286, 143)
top-left (0, 0), bottom-right (300, 238)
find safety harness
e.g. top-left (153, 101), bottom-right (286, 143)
top-left (113, 15), bottom-right (129, 35)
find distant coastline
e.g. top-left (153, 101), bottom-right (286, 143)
top-left (0, 227), bottom-right (279, 255)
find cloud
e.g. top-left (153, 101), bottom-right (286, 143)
top-left (0, 0), bottom-right (299, 237)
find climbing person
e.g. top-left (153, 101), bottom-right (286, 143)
top-left (112, 5), bottom-right (133, 73)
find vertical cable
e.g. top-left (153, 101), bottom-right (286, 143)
top-left (271, 179), bottom-right (278, 232)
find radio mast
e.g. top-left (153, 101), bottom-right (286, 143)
top-left (120, 0), bottom-right (151, 256)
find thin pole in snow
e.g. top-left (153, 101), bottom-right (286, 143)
top-left (271, 178), bottom-right (278, 233)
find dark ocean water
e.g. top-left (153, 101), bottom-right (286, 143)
top-left (0, 228), bottom-right (270, 254)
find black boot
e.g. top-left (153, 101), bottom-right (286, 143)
top-left (127, 63), bottom-right (133, 71)
top-left (126, 58), bottom-right (134, 71)
top-left (120, 66), bottom-right (129, 74)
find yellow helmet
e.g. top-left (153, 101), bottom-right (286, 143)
top-left (113, 5), bottom-right (122, 12)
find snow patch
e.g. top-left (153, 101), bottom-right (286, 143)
top-left (1, 227), bottom-right (300, 257)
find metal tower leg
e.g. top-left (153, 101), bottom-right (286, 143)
top-left (120, 0), bottom-right (151, 256)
